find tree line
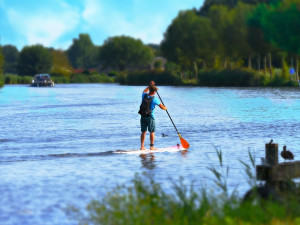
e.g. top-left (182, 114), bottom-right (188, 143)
top-left (161, 0), bottom-right (300, 85)
top-left (0, 0), bottom-right (299, 87)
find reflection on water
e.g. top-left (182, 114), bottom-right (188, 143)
top-left (140, 154), bottom-right (156, 170)
top-left (180, 150), bottom-right (189, 157)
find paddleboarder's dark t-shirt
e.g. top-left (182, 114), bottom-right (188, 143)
top-left (141, 93), bottom-right (161, 119)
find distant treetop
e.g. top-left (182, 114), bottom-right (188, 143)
top-left (198, 0), bottom-right (274, 16)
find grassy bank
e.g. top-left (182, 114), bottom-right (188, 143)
top-left (0, 74), bottom-right (4, 88)
top-left (119, 69), bottom-right (299, 87)
top-left (197, 69), bottom-right (299, 87)
top-left (3, 73), bottom-right (115, 84)
top-left (68, 150), bottom-right (300, 225)
top-left (118, 70), bottom-right (182, 85)
top-left (3, 69), bottom-right (299, 87)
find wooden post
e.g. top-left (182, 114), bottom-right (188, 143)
top-left (257, 142), bottom-right (300, 182)
top-left (265, 143), bottom-right (278, 165)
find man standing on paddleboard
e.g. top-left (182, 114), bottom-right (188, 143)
top-left (139, 81), bottom-right (167, 150)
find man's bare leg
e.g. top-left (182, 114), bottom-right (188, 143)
top-left (140, 131), bottom-right (147, 150)
top-left (150, 132), bottom-right (157, 150)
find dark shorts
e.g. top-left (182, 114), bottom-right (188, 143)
top-left (140, 116), bottom-right (156, 132)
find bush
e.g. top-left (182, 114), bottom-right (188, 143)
top-left (51, 77), bottom-right (69, 84)
top-left (4, 74), bottom-right (32, 84)
top-left (115, 72), bottom-right (128, 84)
top-left (70, 74), bottom-right (90, 83)
top-left (88, 74), bottom-right (114, 83)
top-left (125, 70), bottom-right (182, 85)
top-left (267, 75), bottom-right (299, 87)
top-left (198, 69), bottom-right (266, 87)
top-left (0, 74), bottom-right (4, 87)
top-left (68, 150), bottom-right (300, 225)
top-left (70, 73), bottom-right (115, 83)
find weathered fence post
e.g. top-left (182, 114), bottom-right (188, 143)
top-left (265, 142), bottom-right (278, 165)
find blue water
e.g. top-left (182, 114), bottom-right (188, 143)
top-left (1, 84), bottom-right (300, 225)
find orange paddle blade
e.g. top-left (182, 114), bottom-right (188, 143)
top-left (180, 137), bottom-right (190, 149)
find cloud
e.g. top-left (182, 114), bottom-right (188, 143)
top-left (81, 0), bottom-right (171, 45)
top-left (0, 0), bottom-right (203, 49)
top-left (5, 1), bottom-right (80, 48)
top-left (82, 0), bottom-right (103, 25)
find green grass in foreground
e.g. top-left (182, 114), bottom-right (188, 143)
top-left (68, 150), bottom-right (300, 225)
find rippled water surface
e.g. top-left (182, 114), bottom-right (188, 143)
top-left (1, 84), bottom-right (300, 224)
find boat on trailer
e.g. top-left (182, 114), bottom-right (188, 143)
top-left (31, 74), bottom-right (54, 87)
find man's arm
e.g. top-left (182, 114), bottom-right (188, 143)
top-left (159, 103), bottom-right (167, 110)
top-left (143, 86), bottom-right (150, 93)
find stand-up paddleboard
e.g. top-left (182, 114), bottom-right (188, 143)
top-left (114, 145), bottom-right (187, 155)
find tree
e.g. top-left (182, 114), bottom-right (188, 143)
top-left (198, 0), bottom-right (272, 16)
top-left (18, 45), bottom-right (52, 76)
top-left (254, 1), bottom-right (300, 55)
top-left (67, 33), bottom-right (98, 69)
top-left (99, 36), bottom-right (154, 71)
top-left (2, 45), bottom-right (19, 74)
top-left (248, 0), bottom-right (300, 78)
top-left (51, 50), bottom-right (73, 79)
top-left (0, 47), bottom-right (4, 87)
top-left (161, 10), bottom-right (217, 72)
top-left (0, 47), bottom-right (3, 75)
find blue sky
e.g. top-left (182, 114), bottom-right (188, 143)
top-left (0, 0), bottom-right (204, 50)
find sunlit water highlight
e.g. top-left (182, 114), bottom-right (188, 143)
top-left (1, 84), bottom-right (300, 225)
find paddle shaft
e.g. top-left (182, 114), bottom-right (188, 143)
top-left (156, 91), bottom-right (181, 137)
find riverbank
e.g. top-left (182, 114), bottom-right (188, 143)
top-left (2, 73), bottom-right (114, 85)
top-left (1, 68), bottom-right (299, 87)
top-left (122, 69), bottom-right (299, 87)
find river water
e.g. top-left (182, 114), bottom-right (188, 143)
top-left (1, 84), bottom-right (300, 224)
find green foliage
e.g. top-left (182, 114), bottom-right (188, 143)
top-left (69, 171), bottom-right (300, 224)
top-left (67, 33), bottom-right (99, 69)
top-left (0, 48), bottom-right (5, 87)
top-left (198, 69), bottom-right (266, 86)
top-left (123, 70), bottom-right (182, 85)
top-left (165, 62), bottom-right (181, 73)
top-left (4, 74), bottom-right (32, 84)
top-left (2, 44), bottom-right (19, 74)
top-left (67, 150), bottom-right (300, 225)
top-left (51, 50), bottom-right (73, 79)
top-left (115, 71), bottom-right (127, 84)
top-left (161, 10), bottom-right (217, 70)
top-left (0, 74), bottom-right (3, 88)
top-left (70, 73), bottom-right (114, 83)
top-left (251, 0), bottom-right (300, 55)
top-left (267, 74), bottom-right (299, 87)
top-left (199, 0), bottom-right (273, 16)
top-left (18, 44), bottom-right (52, 76)
top-left (88, 74), bottom-right (114, 83)
top-left (70, 74), bottom-right (92, 83)
top-left (153, 60), bottom-right (163, 70)
top-left (51, 76), bottom-right (69, 84)
top-left (2, 72), bottom-right (113, 84)
top-left (281, 59), bottom-right (290, 80)
top-left (99, 36), bottom-right (154, 71)
top-left (0, 47), bottom-right (4, 75)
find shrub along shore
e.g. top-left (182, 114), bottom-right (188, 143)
top-left (68, 150), bottom-right (300, 225)
top-left (2, 68), bottom-right (299, 87)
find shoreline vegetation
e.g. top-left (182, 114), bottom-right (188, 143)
top-left (1, 1), bottom-right (300, 88)
top-left (1, 68), bottom-right (299, 87)
top-left (68, 150), bottom-right (300, 225)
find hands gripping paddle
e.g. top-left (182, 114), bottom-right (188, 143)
top-left (156, 91), bottom-right (190, 149)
